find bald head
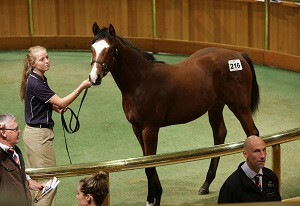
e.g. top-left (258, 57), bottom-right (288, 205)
top-left (243, 135), bottom-right (266, 173)
top-left (244, 135), bottom-right (265, 151)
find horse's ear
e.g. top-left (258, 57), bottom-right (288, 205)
top-left (108, 24), bottom-right (115, 36)
top-left (92, 22), bottom-right (100, 36)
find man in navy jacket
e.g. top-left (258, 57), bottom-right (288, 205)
top-left (218, 135), bottom-right (281, 203)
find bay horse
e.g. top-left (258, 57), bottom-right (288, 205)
top-left (89, 22), bottom-right (259, 206)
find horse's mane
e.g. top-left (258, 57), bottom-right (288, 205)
top-left (92, 27), bottom-right (162, 63)
top-left (117, 36), bottom-right (156, 62)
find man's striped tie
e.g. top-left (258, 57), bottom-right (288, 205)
top-left (8, 147), bottom-right (21, 169)
top-left (254, 174), bottom-right (262, 189)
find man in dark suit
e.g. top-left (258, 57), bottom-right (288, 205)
top-left (0, 113), bottom-right (44, 206)
top-left (218, 135), bottom-right (281, 203)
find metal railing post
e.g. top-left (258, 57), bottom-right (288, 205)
top-left (27, 0), bottom-right (34, 36)
top-left (272, 144), bottom-right (281, 192)
top-left (152, 0), bottom-right (157, 38)
top-left (264, 0), bottom-right (270, 50)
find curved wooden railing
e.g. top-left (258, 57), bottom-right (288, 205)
top-left (0, 0), bottom-right (299, 72)
top-left (26, 127), bottom-right (300, 205)
top-left (0, 35), bottom-right (299, 73)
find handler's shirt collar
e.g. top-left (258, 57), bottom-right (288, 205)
top-left (241, 161), bottom-right (263, 179)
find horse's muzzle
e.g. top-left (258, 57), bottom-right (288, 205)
top-left (89, 74), bottom-right (102, 85)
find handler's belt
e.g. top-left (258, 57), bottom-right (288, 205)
top-left (27, 123), bottom-right (53, 128)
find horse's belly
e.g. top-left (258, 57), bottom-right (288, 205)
top-left (162, 105), bottom-right (209, 127)
top-left (160, 83), bottom-right (216, 126)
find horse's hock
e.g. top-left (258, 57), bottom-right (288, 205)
top-left (0, 0), bottom-right (299, 72)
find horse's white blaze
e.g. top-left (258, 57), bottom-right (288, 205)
top-left (89, 40), bottom-right (110, 83)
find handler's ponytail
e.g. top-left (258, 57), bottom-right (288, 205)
top-left (20, 46), bottom-right (47, 102)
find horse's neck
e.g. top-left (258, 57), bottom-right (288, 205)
top-left (111, 43), bottom-right (152, 93)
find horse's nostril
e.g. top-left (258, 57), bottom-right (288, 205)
top-left (92, 74), bottom-right (101, 85)
top-left (89, 74), bottom-right (101, 85)
top-left (95, 75), bottom-right (102, 85)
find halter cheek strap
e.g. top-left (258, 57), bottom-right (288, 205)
top-left (91, 48), bottom-right (118, 77)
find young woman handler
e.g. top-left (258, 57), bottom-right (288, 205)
top-left (20, 46), bottom-right (92, 206)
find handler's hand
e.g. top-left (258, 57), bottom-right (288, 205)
top-left (28, 179), bottom-right (45, 191)
top-left (80, 79), bottom-right (92, 89)
top-left (53, 105), bottom-right (67, 114)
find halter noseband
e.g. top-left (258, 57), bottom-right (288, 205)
top-left (91, 48), bottom-right (118, 77)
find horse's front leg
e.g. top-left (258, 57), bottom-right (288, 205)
top-left (142, 126), bottom-right (162, 206)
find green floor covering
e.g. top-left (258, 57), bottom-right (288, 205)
top-left (0, 50), bottom-right (299, 205)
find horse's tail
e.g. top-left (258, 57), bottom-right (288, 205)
top-left (242, 53), bottom-right (260, 114)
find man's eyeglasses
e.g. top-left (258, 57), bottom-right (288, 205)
top-left (0, 126), bottom-right (20, 132)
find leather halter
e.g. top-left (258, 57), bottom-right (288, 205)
top-left (91, 48), bottom-right (118, 77)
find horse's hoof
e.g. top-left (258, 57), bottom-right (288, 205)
top-left (146, 198), bottom-right (156, 206)
top-left (146, 202), bottom-right (154, 206)
top-left (198, 187), bottom-right (209, 195)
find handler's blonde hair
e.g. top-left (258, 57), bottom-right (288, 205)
top-left (20, 46), bottom-right (47, 102)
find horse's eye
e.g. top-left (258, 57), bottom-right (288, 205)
top-left (108, 48), bottom-right (114, 54)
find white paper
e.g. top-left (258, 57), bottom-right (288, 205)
top-left (34, 176), bottom-right (60, 203)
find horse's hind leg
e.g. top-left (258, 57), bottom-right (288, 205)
top-left (199, 102), bottom-right (227, 195)
top-left (253, 122), bottom-right (259, 136)
top-left (228, 105), bottom-right (259, 137)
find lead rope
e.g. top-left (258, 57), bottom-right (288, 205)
top-left (61, 88), bottom-right (89, 164)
